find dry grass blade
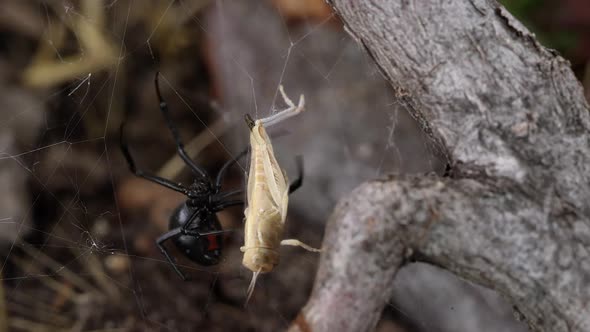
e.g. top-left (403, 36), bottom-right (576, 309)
top-left (7, 288), bottom-right (58, 315)
top-left (56, 227), bottom-right (121, 301)
top-left (76, 251), bottom-right (120, 301)
top-left (9, 317), bottom-right (67, 332)
top-left (22, 0), bottom-right (117, 87)
top-left (7, 300), bottom-right (71, 327)
top-left (10, 255), bottom-right (78, 303)
top-left (19, 245), bottom-right (101, 296)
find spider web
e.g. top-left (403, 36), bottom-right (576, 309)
top-left (0, 1), bottom-right (531, 331)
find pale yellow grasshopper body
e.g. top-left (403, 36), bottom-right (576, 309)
top-left (241, 86), bottom-right (321, 303)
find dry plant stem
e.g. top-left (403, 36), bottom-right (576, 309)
top-left (19, 245), bottom-right (101, 296)
top-left (8, 290), bottom-right (57, 314)
top-left (56, 227), bottom-right (121, 300)
top-left (9, 317), bottom-right (66, 332)
top-left (10, 255), bottom-right (78, 303)
top-left (291, 1), bottom-right (590, 332)
top-left (78, 252), bottom-right (120, 301)
top-left (23, 0), bottom-right (117, 87)
top-left (7, 300), bottom-right (71, 326)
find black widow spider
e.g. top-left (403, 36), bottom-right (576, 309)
top-left (119, 72), bottom-right (248, 280)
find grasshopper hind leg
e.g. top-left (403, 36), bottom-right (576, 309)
top-left (280, 239), bottom-right (321, 252)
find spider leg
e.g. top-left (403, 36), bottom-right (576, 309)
top-left (154, 72), bottom-right (210, 180)
top-left (280, 239), bottom-right (321, 252)
top-left (215, 147), bottom-right (249, 192)
top-left (180, 208), bottom-right (203, 231)
top-left (214, 188), bottom-right (244, 201)
top-left (178, 208), bottom-right (226, 232)
top-left (288, 155), bottom-right (304, 194)
top-left (183, 229), bottom-right (235, 237)
top-left (120, 122), bottom-right (189, 194)
top-left (259, 86), bottom-right (305, 128)
top-left (213, 200), bottom-right (244, 211)
top-left (156, 228), bottom-right (188, 280)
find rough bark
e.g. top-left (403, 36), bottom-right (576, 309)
top-left (289, 1), bottom-right (590, 332)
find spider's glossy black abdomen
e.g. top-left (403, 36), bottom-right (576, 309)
top-left (169, 203), bottom-right (223, 266)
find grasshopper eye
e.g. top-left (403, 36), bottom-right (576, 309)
top-left (245, 114), bottom-right (255, 130)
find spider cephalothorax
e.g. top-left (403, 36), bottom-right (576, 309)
top-left (186, 180), bottom-right (214, 198)
top-left (120, 72), bottom-right (247, 280)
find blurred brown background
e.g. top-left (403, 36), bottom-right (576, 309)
top-left (0, 0), bottom-right (587, 331)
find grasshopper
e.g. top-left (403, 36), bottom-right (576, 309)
top-left (241, 86), bottom-right (321, 303)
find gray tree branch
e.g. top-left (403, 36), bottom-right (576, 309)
top-left (289, 1), bottom-right (590, 331)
